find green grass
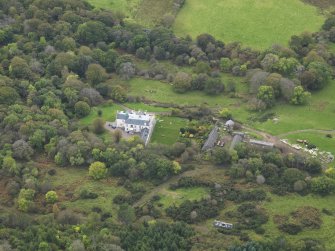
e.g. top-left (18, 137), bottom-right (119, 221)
top-left (87, 0), bottom-right (140, 17)
top-left (285, 132), bottom-right (335, 154)
top-left (151, 116), bottom-right (188, 145)
top-left (252, 81), bottom-right (335, 135)
top-left (134, 0), bottom-right (175, 26)
top-left (128, 77), bottom-right (249, 117)
top-left (79, 103), bottom-right (124, 126)
top-left (256, 193), bottom-right (335, 250)
top-left (157, 187), bottom-right (210, 208)
top-left (87, 0), bottom-right (175, 26)
top-left (174, 0), bottom-right (324, 49)
top-left (124, 102), bottom-right (172, 112)
top-left (49, 167), bottom-right (128, 217)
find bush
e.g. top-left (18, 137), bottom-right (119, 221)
top-left (79, 189), bottom-right (98, 199)
top-left (278, 223), bottom-right (302, 235)
top-left (292, 206), bottom-right (322, 229)
top-left (282, 168), bottom-right (305, 187)
top-left (45, 191), bottom-right (58, 204)
top-left (92, 118), bottom-right (105, 134)
top-left (89, 161), bottom-right (107, 180)
top-left (57, 210), bottom-right (81, 225)
top-left (293, 180), bottom-right (307, 193)
top-left (74, 101), bottom-right (90, 117)
top-left (311, 176), bottom-right (335, 195)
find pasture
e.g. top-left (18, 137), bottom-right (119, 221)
top-left (87, 0), bottom-right (140, 17)
top-left (258, 193), bottom-right (335, 250)
top-left (173, 0), bottom-right (324, 49)
top-left (253, 80), bottom-right (335, 135)
top-left (128, 77), bottom-right (249, 111)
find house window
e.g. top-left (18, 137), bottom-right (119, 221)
top-left (131, 125), bottom-right (133, 128)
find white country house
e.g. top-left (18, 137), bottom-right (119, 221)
top-left (115, 111), bottom-right (156, 145)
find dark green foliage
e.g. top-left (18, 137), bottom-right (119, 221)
top-left (79, 189), bottom-right (98, 199)
top-left (166, 199), bottom-right (221, 223)
top-left (121, 222), bottom-right (194, 251)
top-left (278, 222), bottom-right (303, 235)
top-left (204, 78), bottom-right (225, 95)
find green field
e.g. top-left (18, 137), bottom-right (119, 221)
top-left (151, 116), bottom-right (188, 145)
top-left (87, 0), bottom-right (175, 26)
top-left (128, 77), bottom-right (249, 116)
top-left (157, 187), bottom-right (210, 208)
top-left (285, 132), bottom-right (335, 154)
top-left (87, 0), bottom-right (140, 17)
top-left (253, 81), bottom-right (335, 135)
top-left (257, 193), bottom-right (335, 250)
top-left (174, 0), bottom-right (324, 49)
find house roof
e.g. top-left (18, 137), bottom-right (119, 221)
top-left (117, 113), bottom-right (129, 120)
top-left (125, 118), bottom-right (150, 126)
top-left (202, 126), bottom-right (219, 151)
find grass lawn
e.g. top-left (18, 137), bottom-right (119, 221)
top-left (151, 116), bottom-right (188, 145)
top-left (255, 193), bottom-right (335, 250)
top-left (157, 187), bottom-right (210, 208)
top-left (174, 0), bottom-right (324, 49)
top-left (285, 132), bottom-right (335, 154)
top-left (79, 103), bottom-right (124, 126)
top-left (252, 81), bottom-right (335, 135)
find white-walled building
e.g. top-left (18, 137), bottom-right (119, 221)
top-left (115, 111), bottom-right (156, 145)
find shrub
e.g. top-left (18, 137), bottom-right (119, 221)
top-left (293, 180), bottom-right (307, 192)
top-left (311, 176), bottom-right (335, 195)
top-left (74, 101), bottom-right (90, 117)
top-left (57, 210), bottom-right (81, 225)
top-left (45, 191), bottom-right (58, 204)
top-left (79, 189), bottom-right (98, 199)
top-left (89, 161), bottom-right (107, 180)
top-left (282, 168), bottom-right (305, 186)
top-left (278, 223), bottom-right (302, 235)
top-left (292, 206), bottom-right (322, 229)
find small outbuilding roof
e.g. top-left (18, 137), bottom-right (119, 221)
top-left (202, 126), bottom-right (219, 151)
top-left (225, 120), bottom-right (235, 126)
top-left (230, 134), bottom-right (243, 150)
top-left (249, 139), bottom-right (274, 148)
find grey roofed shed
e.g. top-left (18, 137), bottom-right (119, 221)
top-left (225, 120), bottom-right (234, 127)
top-left (230, 134), bottom-right (243, 150)
top-left (249, 139), bottom-right (274, 148)
top-left (202, 126), bottom-right (219, 151)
